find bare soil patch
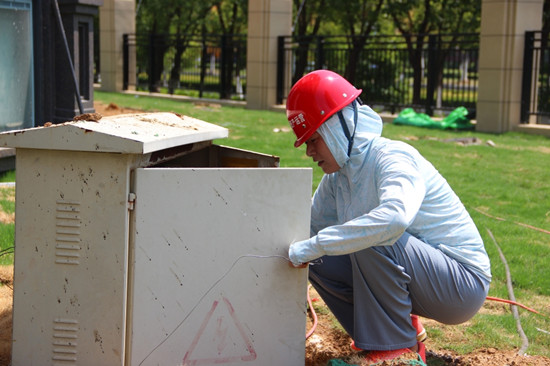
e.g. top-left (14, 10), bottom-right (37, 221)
top-left (305, 288), bottom-right (550, 366)
top-left (0, 266), bottom-right (13, 366)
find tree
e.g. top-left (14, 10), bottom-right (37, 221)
top-left (385, 0), bottom-right (433, 105)
top-left (291, 0), bottom-right (327, 84)
top-left (428, 0), bottom-right (480, 110)
top-left (326, 0), bottom-right (384, 83)
top-left (137, 0), bottom-right (214, 93)
top-left (385, 0), bottom-right (480, 107)
top-left (208, 0), bottom-right (248, 99)
top-left (167, 2), bottom-right (215, 94)
top-left (136, 0), bottom-right (174, 92)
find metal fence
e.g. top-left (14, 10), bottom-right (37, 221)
top-left (521, 31), bottom-right (550, 125)
top-left (122, 32), bottom-right (481, 116)
top-left (123, 33), bottom-right (247, 100)
top-left (277, 33), bottom-right (480, 116)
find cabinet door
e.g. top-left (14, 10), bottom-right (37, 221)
top-left (129, 168), bottom-right (311, 366)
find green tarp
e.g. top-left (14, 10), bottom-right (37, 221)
top-left (393, 107), bottom-right (474, 130)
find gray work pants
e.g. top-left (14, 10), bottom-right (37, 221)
top-left (308, 232), bottom-right (490, 351)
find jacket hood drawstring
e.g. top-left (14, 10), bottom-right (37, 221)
top-left (318, 101), bottom-right (384, 170)
top-left (336, 99), bottom-right (359, 157)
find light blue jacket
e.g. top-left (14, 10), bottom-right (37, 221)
top-left (289, 102), bottom-right (492, 282)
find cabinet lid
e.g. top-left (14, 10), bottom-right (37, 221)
top-left (0, 112), bottom-right (229, 154)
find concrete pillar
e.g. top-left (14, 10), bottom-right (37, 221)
top-left (99, 0), bottom-right (135, 92)
top-left (246, 0), bottom-right (292, 109)
top-left (476, 0), bottom-right (544, 133)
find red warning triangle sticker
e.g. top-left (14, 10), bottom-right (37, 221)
top-left (182, 296), bottom-right (257, 365)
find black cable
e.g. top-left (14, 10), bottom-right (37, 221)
top-left (52, 0), bottom-right (84, 115)
top-left (0, 247), bottom-right (14, 258)
top-left (486, 228), bottom-right (529, 355)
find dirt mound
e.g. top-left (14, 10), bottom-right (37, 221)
top-left (94, 101), bottom-right (146, 116)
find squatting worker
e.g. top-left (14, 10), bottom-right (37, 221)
top-left (286, 70), bottom-right (491, 365)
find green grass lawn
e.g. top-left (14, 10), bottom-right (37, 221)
top-left (3, 90), bottom-right (548, 358)
top-left (0, 171), bottom-right (15, 265)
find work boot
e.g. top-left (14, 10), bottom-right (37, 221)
top-left (363, 341), bottom-right (426, 365)
top-left (411, 314), bottom-right (427, 342)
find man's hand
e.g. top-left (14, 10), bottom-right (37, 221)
top-left (288, 260), bottom-right (309, 269)
top-left (288, 242), bottom-right (309, 268)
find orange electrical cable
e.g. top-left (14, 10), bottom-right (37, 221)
top-left (306, 285), bottom-right (318, 339)
top-left (304, 292), bottom-right (548, 341)
top-left (485, 296), bottom-right (547, 317)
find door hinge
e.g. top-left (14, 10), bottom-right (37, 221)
top-left (128, 193), bottom-right (136, 211)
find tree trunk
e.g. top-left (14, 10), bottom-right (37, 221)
top-left (345, 37), bottom-right (366, 84)
top-left (292, 36), bottom-right (313, 85)
top-left (168, 37), bottom-right (186, 95)
top-left (149, 34), bottom-right (168, 93)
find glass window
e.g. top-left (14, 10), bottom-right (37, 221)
top-left (0, 0), bottom-right (34, 131)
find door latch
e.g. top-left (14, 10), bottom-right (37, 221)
top-left (128, 193), bottom-right (136, 211)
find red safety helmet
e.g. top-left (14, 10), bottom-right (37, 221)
top-left (286, 70), bottom-right (362, 147)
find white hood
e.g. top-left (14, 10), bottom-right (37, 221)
top-left (318, 102), bottom-right (383, 170)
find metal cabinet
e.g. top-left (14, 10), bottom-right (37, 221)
top-left (0, 112), bottom-right (311, 365)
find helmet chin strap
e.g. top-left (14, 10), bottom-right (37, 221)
top-left (336, 99), bottom-right (359, 157)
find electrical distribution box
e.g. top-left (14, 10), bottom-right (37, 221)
top-left (0, 113), bottom-right (312, 366)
